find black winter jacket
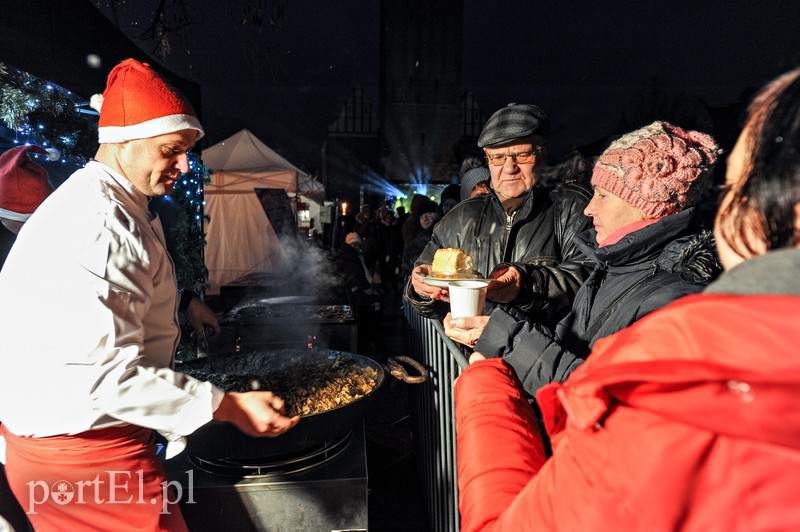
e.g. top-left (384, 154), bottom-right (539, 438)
top-left (404, 181), bottom-right (593, 325)
top-left (474, 207), bottom-right (722, 396)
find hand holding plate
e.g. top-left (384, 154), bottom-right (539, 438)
top-left (486, 265), bottom-right (522, 303)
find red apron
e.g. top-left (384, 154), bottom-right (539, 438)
top-left (1, 424), bottom-right (187, 531)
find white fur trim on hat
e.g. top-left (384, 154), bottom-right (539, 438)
top-left (0, 206), bottom-right (32, 222)
top-left (97, 114), bottom-right (205, 143)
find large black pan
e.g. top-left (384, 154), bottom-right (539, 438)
top-left (178, 347), bottom-right (424, 460)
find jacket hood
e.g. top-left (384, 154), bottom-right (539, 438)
top-left (705, 248), bottom-right (800, 295)
top-left (659, 229), bottom-right (721, 283)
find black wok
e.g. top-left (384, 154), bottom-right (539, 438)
top-left (178, 347), bottom-right (425, 459)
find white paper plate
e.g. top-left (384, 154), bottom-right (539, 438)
top-left (415, 273), bottom-right (492, 288)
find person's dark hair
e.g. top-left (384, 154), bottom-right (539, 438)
top-left (718, 68), bottom-right (800, 255)
top-left (538, 150), bottom-right (592, 186)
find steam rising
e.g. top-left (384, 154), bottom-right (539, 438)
top-left (222, 232), bottom-right (356, 352)
top-left (228, 232), bottom-right (345, 311)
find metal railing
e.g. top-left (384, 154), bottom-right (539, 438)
top-left (404, 302), bottom-right (469, 532)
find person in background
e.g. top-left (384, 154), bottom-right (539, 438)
top-left (459, 166), bottom-right (491, 202)
top-left (354, 203), bottom-right (379, 274)
top-left (0, 145), bottom-right (53, 532)
top-left (353, 203), bottom-right (373, 240)
top-left (333, 231), bottom-right (374, 305)
top-left (405, 103), bottom-right (593, 328)
top-left (0, 146), bottom-right (54, 268)
top-left (395, 204), bottom-right (408, 227)
top-left (440, 183), bottom-right (461, 215)
top-left (445, 121), bottom-right (722, 397)
top-left (538, 149), bottom-right (593, 187)
top-left (375, 206), bottom-right (403, 294)
top-left (401, 193), bottom-right (433, 250)
top-left (454, 68), bottom-right (800, 531)
top-left (0, 58), bottom-right (298, 531)
top-left (401, 196), bottom-right (440, 280)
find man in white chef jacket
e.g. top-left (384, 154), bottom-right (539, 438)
top-left (0, 58), bottom-right (299, 531)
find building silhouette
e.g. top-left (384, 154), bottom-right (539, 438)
top-left (322, 0), bottom-right (484, 210)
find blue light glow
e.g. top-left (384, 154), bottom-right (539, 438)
top-left (358, 167), bottom-right (408, 199)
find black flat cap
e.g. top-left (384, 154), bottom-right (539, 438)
top-left (477, 103), bottom-right (550, 148)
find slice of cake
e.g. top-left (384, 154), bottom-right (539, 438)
top-left (431, 248), bottom-right (473, 277)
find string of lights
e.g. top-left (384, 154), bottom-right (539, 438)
top-left (169, 151), bottom-right (212, 294)
top-left (0, 62), bottom-right (98, 160)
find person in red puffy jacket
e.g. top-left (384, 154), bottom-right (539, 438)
top-left (455, 68), bottom-right (800, 531)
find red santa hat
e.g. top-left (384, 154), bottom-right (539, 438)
top-left (90, 58), bottom-right (204, 143)
top-left (0, 145), bottom-right (55, 222)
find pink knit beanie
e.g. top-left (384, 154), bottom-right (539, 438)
top-left (591, 121), bottom-right (720, 218)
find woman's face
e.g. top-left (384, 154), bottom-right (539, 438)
top-left (714, 129), bottom-right (765, 271)
top-left (583, 186), bottom-right (648, 244)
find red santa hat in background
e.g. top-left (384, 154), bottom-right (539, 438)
top-left (90, 58), bottom-right (204, 143)
top-left (0, 145), bottom-right (55, 222)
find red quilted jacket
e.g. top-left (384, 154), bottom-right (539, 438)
top-left (455, 293), bottom-right (800, 531)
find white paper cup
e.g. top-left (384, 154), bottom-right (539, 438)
top-left (448, 281), bottom-right (487, 318)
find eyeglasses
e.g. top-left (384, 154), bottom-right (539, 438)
top-left (485, 145), bottom-right (546, 166)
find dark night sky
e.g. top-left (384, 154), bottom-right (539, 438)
top-left (95, 0), bottom-right (800, 172)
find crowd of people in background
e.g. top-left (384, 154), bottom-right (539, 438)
top-left (329, 161), bottom-right (496, 310)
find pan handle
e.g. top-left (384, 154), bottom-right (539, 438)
top-left (386, 356), bottom-right (428, 384)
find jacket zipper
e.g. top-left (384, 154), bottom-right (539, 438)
top-left (502, 211), bottom-right (516, 259)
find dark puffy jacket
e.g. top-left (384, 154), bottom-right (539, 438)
top-left (403, 182), bottom-right (593, 325)
top-left (475, 207), bottom-right (722, 396)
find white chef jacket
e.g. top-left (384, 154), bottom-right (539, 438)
top-left (0, 161), bottom-right (224, 447)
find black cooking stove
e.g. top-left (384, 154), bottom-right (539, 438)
top-left (164, 421), bottom-right (368, 531)
top-left (221, 296), bottom-right (358, 353)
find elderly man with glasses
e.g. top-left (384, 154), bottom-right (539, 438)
top-left (405, 103), bottom-right (593, 328)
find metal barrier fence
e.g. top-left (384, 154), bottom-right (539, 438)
top-left (404, 302), bottom-right (469, 532)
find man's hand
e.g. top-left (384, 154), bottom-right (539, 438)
top-left (186, 296), bottom-right (221, 337)
top-left (443, 312), bottom-right (490, 347)
top-left (410, 264), bottom-right (449, 301)
top-left (213, 391), bottom-right (300, 437)
top-left (486, 265), bottom-right (522, 303)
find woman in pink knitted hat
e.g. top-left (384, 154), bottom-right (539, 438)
top-left (446, 120), bottom-right (722, 398)
top-left (454, 68), bottom-right (800, 531)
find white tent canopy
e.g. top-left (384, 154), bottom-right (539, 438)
top-left (202, 129), bottom-right (324, 294)
top-left (202, 128), bottom-right (323, 197)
